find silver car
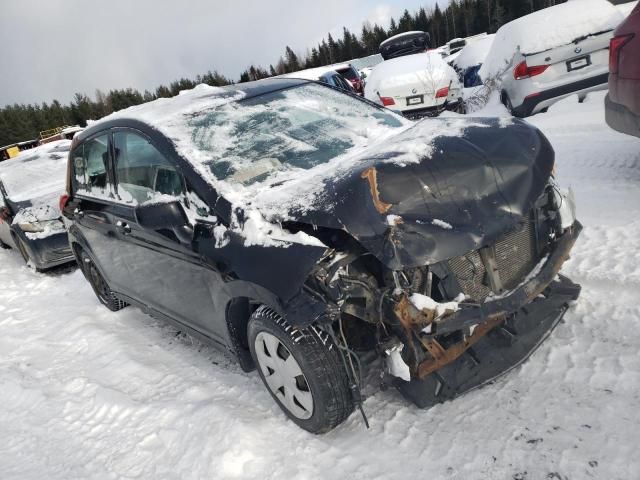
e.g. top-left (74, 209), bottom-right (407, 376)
top-left (480, 0), bottom-right (625, 117)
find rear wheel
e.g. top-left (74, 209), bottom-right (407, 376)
top-left (248, 306), bottom-right (354, 433)
top-left (79, 250), bottom-right (127, 311)
top-left (501, 90), bottom-right (515, 115)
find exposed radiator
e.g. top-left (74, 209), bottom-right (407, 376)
top-left (447, 217), bottom-right (538, 302)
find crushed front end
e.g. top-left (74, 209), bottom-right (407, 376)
top-left (303, 181), bottom-right (581, 408)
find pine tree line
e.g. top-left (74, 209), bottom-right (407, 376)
top-left (0, 71), bottom-right (230, 146)
top-left (1, 0), bottom-right (565, 146)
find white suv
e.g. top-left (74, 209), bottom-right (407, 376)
top-left (480, 0), bottom-right (625, 117)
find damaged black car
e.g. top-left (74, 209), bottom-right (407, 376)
top-left (61, 78), bottom-right (581, 433)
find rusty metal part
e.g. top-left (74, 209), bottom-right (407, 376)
top-left (416, 316), bottom-right (506, 379)
top-left (361, 167), bottom-right (392, 214)
top-left (393, 293), bottom-right (458, 329)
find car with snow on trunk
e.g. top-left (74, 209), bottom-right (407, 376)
top-left (62, 78), bottom-right (582, 433)
top-left (481, 0), bottom-right (625, 117)
top-left (0, 140), bottom-right (75, 269)
top-left (365, 51), bottom-right (463, 118)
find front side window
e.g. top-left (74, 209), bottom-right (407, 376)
top-left (113, 131), bottom-right (183, 205)
top-left (112, 131), bottom-right (214, 221)
top-left (74, 134), bottom-right (112, 198)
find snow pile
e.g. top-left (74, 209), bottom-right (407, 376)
top-left (364, 52), bottom-right (456, 100)
top-left (410, 292), bottom-right (461, 319)
top-left (480, 0), bottom-right (624, 79)
top-left (452, 34), bottom-right (495, 71)
top-left (431, 218), bottom-right (453, 230)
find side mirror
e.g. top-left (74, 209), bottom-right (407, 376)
top-left (135, 200), bottom-right (193, 244)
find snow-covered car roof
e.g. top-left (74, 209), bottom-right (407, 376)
top-left (452, 34), bottom-right (495, 71)
top-left (480, 0), bottom-right (624, 79)
top-left (281, 63), bottom-right (356, 81)
top-left (364, 51), bottom-right (456, 97)
top-left (0, 139), bottom-right (70, 203)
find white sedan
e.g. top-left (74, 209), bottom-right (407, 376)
top-left (364, 51), bottom-right (463, 119)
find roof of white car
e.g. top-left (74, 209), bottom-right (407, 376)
top-left (280, 63), bottom-right (353, 81)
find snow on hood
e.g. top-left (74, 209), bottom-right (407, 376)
top-left (453, 34), bottom-right (495, 71)
top-left (0, 140), bottom-right (70, 203)
top-left (480, 0), bottom-right (624, 79)
top-left (364, 52), bottom-right (457, 101)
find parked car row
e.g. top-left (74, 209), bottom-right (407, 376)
top-left (447, 0), bottom-right (638, 121)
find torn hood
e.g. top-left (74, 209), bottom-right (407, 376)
top-left (289, 117), bottom-right (555, 270)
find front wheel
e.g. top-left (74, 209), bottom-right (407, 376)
top-left (79, 250), bottom-right (127, 312)
top-left (248, 307), bottom-right (354, 433)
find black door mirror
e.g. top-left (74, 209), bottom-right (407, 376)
top-left (135, 200), bottom-right (194, 245)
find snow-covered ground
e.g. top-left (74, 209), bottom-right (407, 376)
top-left (1, 91), bottom-right (639, 479)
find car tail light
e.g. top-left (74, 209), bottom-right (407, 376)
top-left (435, 86), bottom-right (449, 98)
top-left (514, 60), bottom-right (549, 80)
top-left (609, 34), bottom-right (634, 74)
top-left (59, 193), bottom-right (70, 212)
top-left (380, 96), bottom-right (395, 106)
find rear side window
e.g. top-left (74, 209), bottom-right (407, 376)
top-left (73, 134), bottom-right (112, 198)
top-left (113, 131), bottom-right (183, 205)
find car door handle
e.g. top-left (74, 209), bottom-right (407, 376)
top-left (116, 220), bottom-right (131, 234)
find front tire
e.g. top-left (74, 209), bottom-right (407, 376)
top-left (79, 250), bottom-right (127, 312)
top-left (248, 306), bottom-right (354, 433)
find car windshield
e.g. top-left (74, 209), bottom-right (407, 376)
top-left (187, 83), bottom-right (404, 186)
top-left (0, 141), bottom-right (70, 202)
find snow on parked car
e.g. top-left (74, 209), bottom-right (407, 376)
top-left (450, 34), bottom-right (495, 87)
top-left (364, 51), bottom-right (463, 118)
top-left (282, 63), bottom-right (363, 94)
top-left (480, 0), bottom-right (625, 117)
top-left (0, 140), bottom-right (75, 270)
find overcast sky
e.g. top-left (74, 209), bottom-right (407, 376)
top-left (0, 0), bottom-right (443, 107)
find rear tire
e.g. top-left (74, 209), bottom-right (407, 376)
top-left (79, 250), bottom-right (127, 311)
top-left (501, 90), bottom-right (515, 115)
top-left (248, 306), bottom-right (354, 433)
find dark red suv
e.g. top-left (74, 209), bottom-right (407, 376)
top-left (606, 1), bottom-right (640, 137)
